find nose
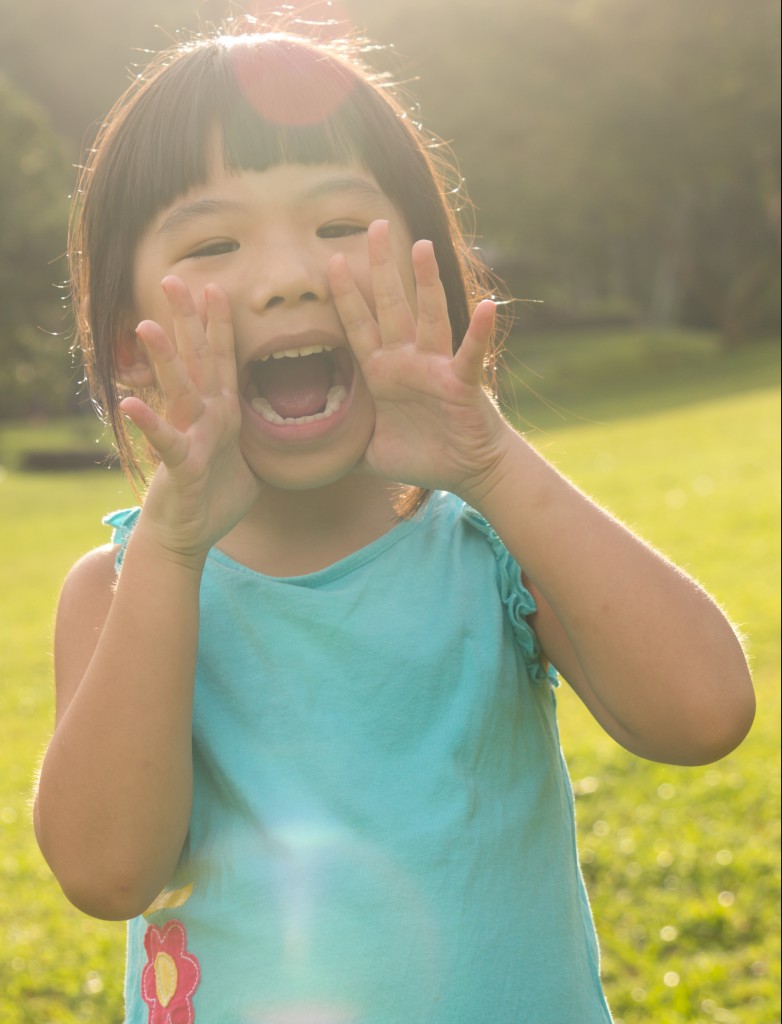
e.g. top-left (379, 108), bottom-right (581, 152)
top-left (248, 238), bottom-right (329, 312)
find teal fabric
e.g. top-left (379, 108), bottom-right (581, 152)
top-left (106, 492), bottom-right (612, 1023)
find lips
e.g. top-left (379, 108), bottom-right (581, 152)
top-left (242, 337), bottom-right (354, 426)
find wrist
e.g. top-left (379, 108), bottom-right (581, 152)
top-left (453, 421), bottom-right (527, 514)
top-left (126, 514), bottom-right (211, 576)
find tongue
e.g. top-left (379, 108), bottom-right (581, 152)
top-left (258, 354), bottom-right (333, 419)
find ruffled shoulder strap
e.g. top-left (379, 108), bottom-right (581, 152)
top-left (462, 505), bottom-right (559, 687)
top-left (102, 507), bottom-right (141, 569)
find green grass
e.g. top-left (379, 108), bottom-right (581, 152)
top-left (0, 415), bottom-right (115, 472)
top-left (533, 392), bottom-right (780, 1024)
top-left (0, 469), bottom-right (133, 1023)
top-left (0, 329), bottom-right (779, 1022)
top-left (500, 327), bottom-right (779, 431)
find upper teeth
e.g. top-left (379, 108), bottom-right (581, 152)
top-left (261, 344), bottom-right (334, 361)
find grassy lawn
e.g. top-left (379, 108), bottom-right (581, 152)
top-left (0, 329), bottom-right (779, 1022)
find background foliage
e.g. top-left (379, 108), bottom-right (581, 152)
top-left (0, 73), bottom-right (73, 418)
top-left (0, 0), bottom-right (779, 418)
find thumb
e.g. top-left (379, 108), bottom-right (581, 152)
top-left (453, 300), bottom-right (496, 384)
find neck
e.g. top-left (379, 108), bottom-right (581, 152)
top-left (217, 474), bottom-right (407, 577)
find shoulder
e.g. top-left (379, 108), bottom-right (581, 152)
top-left (56, 544), bottom-right (119, 638)
top-left (53, 545), bottom-right (119, 722)
top-left (58, 506), bottom-right (140, 602)
top-left (416, 492), bottom-right (515, 573)
top-left (59, 543), bottom-right (120, 607)
top-left (56, 544), bottom-right (120, 640)
top-left (419, 490), bottom-right (468, 534)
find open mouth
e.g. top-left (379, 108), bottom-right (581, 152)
top-left (244, 345), bottom-right (351, 425)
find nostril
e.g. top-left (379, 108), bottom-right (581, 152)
top-left (264, 291), bottom-right (319, 309)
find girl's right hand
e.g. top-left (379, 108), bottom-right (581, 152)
top-left (120, 277), bottom-right (261, 566)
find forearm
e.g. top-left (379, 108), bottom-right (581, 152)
top-left (329, 225), bottom-right (753, 762)
top-left (35, 527), bottom-right (205, 919)
top-left (461, 424), bottom-right (755, 763)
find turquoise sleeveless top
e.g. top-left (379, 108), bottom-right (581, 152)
top-left (106, 492), bottom-right (612, 1023)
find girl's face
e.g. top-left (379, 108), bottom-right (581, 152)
top-left (131, 161), bottom-right (417, 491)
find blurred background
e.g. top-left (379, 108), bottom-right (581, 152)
top-left (0, 0), bottom-right (778, 420)
top-left (0, 3), bottom-right (779, 1023)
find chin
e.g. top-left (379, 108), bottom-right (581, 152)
top-left (239, 434), bottom-right (372, 495)
top-left (238, 378), bottom-right (376, 493)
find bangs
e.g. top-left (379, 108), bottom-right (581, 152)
top-left (104, 36), bottom-right (374, 244)
top-left (223, 37), bottom-right (364, 170)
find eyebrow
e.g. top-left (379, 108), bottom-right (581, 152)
top-left (155, 199), bottom-right (244, 239)
top-left (154, 174), bottom-right (388, 239)
top-left (299, 174), bottom-right (388, 206)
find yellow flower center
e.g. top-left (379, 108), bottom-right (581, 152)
top-left (153, 951), bottom-right (178, 1008)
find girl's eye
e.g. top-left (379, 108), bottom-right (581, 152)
top-left (186, 240), bottom-right (238, 259)
top-left (317, 223), bottom-right (367, 239)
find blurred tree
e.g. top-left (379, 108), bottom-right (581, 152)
top-left (0, 0), bottom-right (225, 418)
top-left (0, 0), bottom-right (224, 145)
top-left (0, 72), bottom-right (75, 418)
top-left (0, 0), bottom-right (777, 367)
top-left (563, 0), bottom-right (781, 345)
top-left (357, 0), bottom-right (781, 343)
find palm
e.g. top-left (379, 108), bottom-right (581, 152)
top-left (361, 345), bottom-right (499, 488)
top-left (121, 279), bottom-right (261, 558)
top-left (330, 221), bottom-right (506, 497)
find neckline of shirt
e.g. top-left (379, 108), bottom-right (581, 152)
top-left (207, 500), bottom-right (436, 586)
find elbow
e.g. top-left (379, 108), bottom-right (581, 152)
top-left (57, 872), bottom-right (158, 922)
top-left (688, 682), bottom-right (756, 766)
top-left (615, 664), bottom-right (757, 767)
top-left (35, 807), bottom-right (162, 921)
top-left (691, 624), bottom-right (757, 764)
top-left (42, 850), bottom-right (159, 921)
top-left (697, 658), bottom-right (756, 764)
top-left (654, 669), bottom-right (756, 767)
top-left (652, 601), bottom-right (757, 765)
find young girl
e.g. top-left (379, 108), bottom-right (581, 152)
top-left (34, 22), bottom-right (754, 1024)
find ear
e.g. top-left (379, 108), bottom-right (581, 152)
top-left (115, 327), bottom-right (156, 388)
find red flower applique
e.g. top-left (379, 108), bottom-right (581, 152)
top-left (141, 919), bottom-right (200, 1024)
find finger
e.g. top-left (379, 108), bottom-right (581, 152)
top-left (204, 283), bottom-right (237, 394)
top-left (452, 299), bottom-right (497, 385)
top-left (162, 276), bottom-right (219, 396)
top-left (411, 239), bottom-right (453, 355)
top-left (134, 319), bottom-right (205, 429)
top-left (328, 251), bottom-right (381, 362)
top-left (119, 396), bottom-right (189, 469)
top-left (368, 220), bottom-right (417, 348)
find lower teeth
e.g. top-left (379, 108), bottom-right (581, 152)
top-left (250, 385), bottom-right (348, 425)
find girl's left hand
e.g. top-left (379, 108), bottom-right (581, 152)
top-left (328, 220), bottom-right (512, 502)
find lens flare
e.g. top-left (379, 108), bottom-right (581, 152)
top-left (236, 820), bottom-right (443, 1020)
top-left (231, 40), bottom-right (355, 128)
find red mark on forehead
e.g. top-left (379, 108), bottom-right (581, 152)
top-left (231, 41), bottom-right (356, 127)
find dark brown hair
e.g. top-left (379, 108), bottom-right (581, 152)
top-left (69, 23), bottom-right (503, 511)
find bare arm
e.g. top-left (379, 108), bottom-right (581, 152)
top-left (34, 532), bottom-right (204, 920)
top-left (35, 281), bottom-right (261, 919)
top-left (332, 221), bottom-right (755, 766)
top-left (470, 427), bottom-right (756, 765)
